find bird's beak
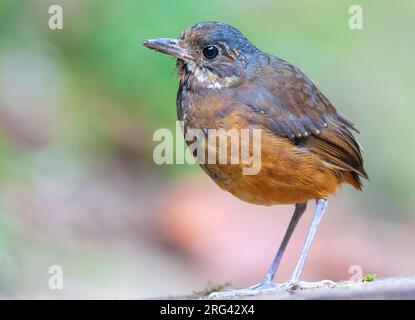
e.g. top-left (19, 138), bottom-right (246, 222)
top-left (143, 38), bottom-right (194, 61)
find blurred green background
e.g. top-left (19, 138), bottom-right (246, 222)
top-left (0, 0), bottom-right (414, 298)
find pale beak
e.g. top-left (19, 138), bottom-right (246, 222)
top-left (143, 38), bottom-right (194, 61)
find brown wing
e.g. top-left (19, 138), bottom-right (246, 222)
top-left (239, 57), bottom-right (368, 183)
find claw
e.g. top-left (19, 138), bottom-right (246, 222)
top-left (208, 282), bottom-right (285, 299)
top-left (288, 279), bottom-right (337, 291)
top-left (207, 280), bottom-right (336, 299)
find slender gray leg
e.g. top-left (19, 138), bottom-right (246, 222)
top-left (289, 198), bottom-right (328, 284)
top-left (261, 202), bottom-right (307, 284)
top-left (208, 203), bottom-right (307, 298)
top-left (208, 199), bottom-right (331, 299)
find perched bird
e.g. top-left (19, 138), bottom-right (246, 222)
top-left (143, 22), bottom-right (367, 297)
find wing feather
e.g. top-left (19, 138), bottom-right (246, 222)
top-left (239, 57), bottom-right (367, 180)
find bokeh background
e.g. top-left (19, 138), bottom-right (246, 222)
top-left (0, 0), bottom-right (414, 299)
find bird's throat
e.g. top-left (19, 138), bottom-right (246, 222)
top-left (177, 60), bottom-right (238, 90)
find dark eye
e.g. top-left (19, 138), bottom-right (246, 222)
top-left (202, 45), bottom-right (219, 59)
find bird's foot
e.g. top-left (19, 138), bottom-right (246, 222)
top-left (208, 281), bottom-right (284, 299)
top-left (208, 279), bottom-right (336, 299)
top-left (288, 279), bottom-right (337, 291)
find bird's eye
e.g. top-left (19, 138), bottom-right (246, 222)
top-left (202, 45), bottom-right (219, 59)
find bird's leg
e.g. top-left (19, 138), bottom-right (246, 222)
top-left (209, 199), bottom-right (334, 299)
top-left (208, 202), bottom-right (307, 299)
top-left (257, 202), bottom-right (307, 286)
top-left (286, 198), bottom-right (335, 290)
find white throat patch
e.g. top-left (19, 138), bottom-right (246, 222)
top-left (186, 62), bottom-right (223, 89)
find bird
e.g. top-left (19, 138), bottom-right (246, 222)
top-left (143, 21), bottom-right (367, 298)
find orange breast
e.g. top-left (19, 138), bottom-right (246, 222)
top-left (181, 89), bottom-right (353, 205)
top-left (201, 129), bottom-right (345, 205)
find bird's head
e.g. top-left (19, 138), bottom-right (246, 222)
top-left (143, 22), bottom-right (260, 88)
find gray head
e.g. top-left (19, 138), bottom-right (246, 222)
top-left (143, 22), bottom-right (260, 86)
